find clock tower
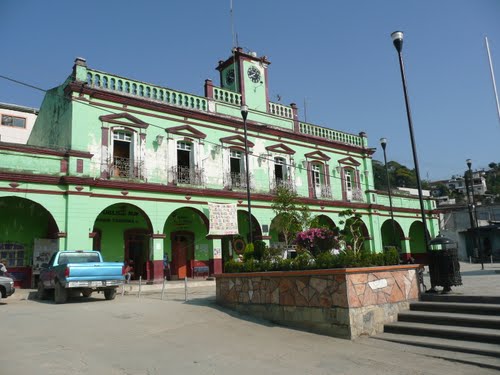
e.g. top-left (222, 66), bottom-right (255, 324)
top-left (216, 47), bottom-right (270, 112)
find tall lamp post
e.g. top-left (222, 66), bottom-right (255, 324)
top-left (241, 105), bottom-right (253, 245)
top-left (466, 159), bottom-right (483, 269)
top-left (390, 31), bottom-right (431, 254)
top-left (380, 138), bottom-right (398, 248)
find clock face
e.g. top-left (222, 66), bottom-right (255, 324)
top-left (225, 68), bottom-right (235, 85)
top-left (247, 66), bottom-right (261, 83)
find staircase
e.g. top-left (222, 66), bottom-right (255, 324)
top-left (372, 294), bottom-right (500, 370)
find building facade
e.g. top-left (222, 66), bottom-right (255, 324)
top-left (0, 49), bottom-right (438, 287)
top-left (0, 102), bottom-right (38, 144)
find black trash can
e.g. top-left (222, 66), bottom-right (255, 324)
top-left (428, 235), bottom-right (462, 292)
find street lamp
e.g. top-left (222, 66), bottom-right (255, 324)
top-left (380, 138), bottom-right (398, 248)
top-left (466, 159), bottom-right (483, 269)
top-left (241, 104), bottom-right (253, 245)
top-left (390, 31), bottom-right (431, 255)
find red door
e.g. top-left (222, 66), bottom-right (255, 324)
top-left (171, 232), bottom-right (193, 279)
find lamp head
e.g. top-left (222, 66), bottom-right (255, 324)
top-left (391, 31), bottom-right (404, 53)
top-left (466, 159), bottom-right (472, 169)
top-left (380, 137), bottom-right (387, 150)
top-left (240, 104), bottom-right (249, 120)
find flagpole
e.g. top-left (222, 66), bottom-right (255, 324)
top-left (485, 37), bottom-right (500, 126)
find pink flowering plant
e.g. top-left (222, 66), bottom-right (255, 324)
top-left (295, 228), bottom-right (339, 257)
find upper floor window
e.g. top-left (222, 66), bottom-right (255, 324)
top-left (230, 150), bottom-right (244, 173)
top-left (1, 115), bottom-right (26, 128)
top-left (274, 157), bottom-right (287, 182)
top-left (177, 141), bottom-right (193, 169)
top-left (112, 130), bottom-right (135, 178)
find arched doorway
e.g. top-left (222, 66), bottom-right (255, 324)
top-left (409, 221), bottom-right (428, 254)
top-left (0, 197), bottom-right (59, 287)
top-left (312, 214), bottom-right (336, 230)
top-left (93, 203), bottom-right (152, 280)
top-left (381, 219), bottom-right (404, 250)
top-left (237, 210), bottom-right (262, 243)
top-left (164, 208), bottom-right (209, 280)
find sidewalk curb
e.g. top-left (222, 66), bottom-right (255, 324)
top-left (9, 280), bottom-right (216, 301)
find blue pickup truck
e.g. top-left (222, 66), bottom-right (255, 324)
top-left (37, 250), bottom-right (125, 304)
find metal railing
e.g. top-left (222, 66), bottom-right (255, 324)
top-left (169, 166), bottom-right (204, 186)
top-left (224, 171), bottom-right (253, 190)
top-left (111, 157), bottom-right (144, 179)
top-left (270, 178), bottom-right (296, 194)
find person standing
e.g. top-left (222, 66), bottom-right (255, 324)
top-left (0, 258), bottom-right (8, 276)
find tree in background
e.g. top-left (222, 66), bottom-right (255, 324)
top-left (485, 162), bottom-right (500, 203)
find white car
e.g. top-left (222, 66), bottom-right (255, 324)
top-left (0, 275), bottom-right (15, 300)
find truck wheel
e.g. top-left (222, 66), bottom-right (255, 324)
top-left (37, 281), bottom-right (49, 300)
top-left (104, 289), bottom-right (116, 300)
top-left (54, 282), bottom-right (68, 304)
top-left (81, 289), bottom-right (93, 298)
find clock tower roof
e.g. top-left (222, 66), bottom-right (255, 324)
top-left (216, 47), bottom-right (271, 72)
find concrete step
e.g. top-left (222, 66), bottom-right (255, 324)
top-left (421, 294), bottom-right (500, 304)
top-left (383, 321), bottom-right (500, 344)
top-left (398, 310), bottom-right (500, 330)
top-left (410, 301), bottom-right (500, 316)
top-left (370, 333), bottom-right (500, 369)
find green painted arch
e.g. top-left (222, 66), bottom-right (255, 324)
top-left (381, 219), bottom-right (405, 250)
top-left (409, 221), bottom-right (428, 254)
top-left (92, 202), bottom-right (154, 262)
top-left (0, 196), bottom-right (60, 265)
top-left (312, 214), bottom-right (336, 230)
top-left (237, 210), bottom-right (262, 243)
top-left (163, 207), bottom-right (210, 261)
top-left (0, 192), bottom-right (65, 232)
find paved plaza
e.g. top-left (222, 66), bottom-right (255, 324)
top-left (1, 262), bottom-right (499, 375)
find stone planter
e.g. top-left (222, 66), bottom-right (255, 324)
top-left (216, 265), bottom-right (421, 339)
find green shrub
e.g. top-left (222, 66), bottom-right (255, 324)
top-left (253, 240), bottom-right (266, 261)
top-left (223, 248), bottom-right (401, 273)
top-left (242, 243), bottom-right (255, 262)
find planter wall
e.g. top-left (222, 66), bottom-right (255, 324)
top-left (216, 265), bottom-right (421, 339)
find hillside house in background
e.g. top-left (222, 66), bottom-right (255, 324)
top-left (0, 102), bottom-right (38, 144)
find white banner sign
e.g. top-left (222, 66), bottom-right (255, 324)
top-left (208, 203), bottom-right (238, 236)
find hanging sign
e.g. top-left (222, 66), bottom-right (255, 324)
top-left (208, 203), bottom-right (238, 236)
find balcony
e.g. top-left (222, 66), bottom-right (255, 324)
top-left (310, 185), bottom-right (332, 199)
top-left (350, 188), bottom-right (364, 202)
top-left (224, 172), bottom-right (253, 191)
top-left (169, 166), bottom-right (204, 186)
top-left (111, 157), bottom-right (144, 180)
top-left (270, 178), bottom-right (296, 194)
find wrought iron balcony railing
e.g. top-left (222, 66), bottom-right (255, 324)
top-left (351, 187), bottom-right (364, 202)
top-left (224, 171), bottom-right (253, 190)
top-left (309, 185), bottom-right (332, 199)
top-left (169, 166), bottom-right (204, 186)
top-left (270, 178), bottom-right (296, 194)
top-left (111, 157), bottom-right (144, 179)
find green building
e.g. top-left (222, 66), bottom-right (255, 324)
top-left (0, 48), bottom-right (438, 287)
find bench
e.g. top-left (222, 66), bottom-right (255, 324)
top-left (190, 260), bottom-right (210, 278)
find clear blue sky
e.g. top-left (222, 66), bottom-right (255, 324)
top-left (1, 0), bottom-right (499, 181)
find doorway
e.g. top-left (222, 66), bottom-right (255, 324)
top-left (124, 229), bottom-right (150, 280)
top-left (171, 231), bottom-right (194, 279)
